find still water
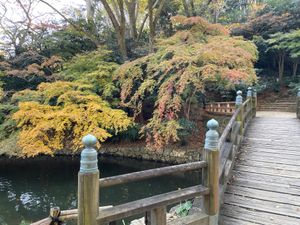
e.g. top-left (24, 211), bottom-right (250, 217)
top-left (0, 156), bottom-right (200, 225)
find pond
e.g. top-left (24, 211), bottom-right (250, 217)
top-left (0, 156), bottom-right (200, 225)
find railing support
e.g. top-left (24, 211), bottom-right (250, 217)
top-left (253, 88), bottom-right (257, 117)
top-left (78, 134), bottom-right (99, 225)
top-left (235, 90), bottom-right (243, 135)
top-left (297, 88), bottom-right (300, 119)
top-left (247, 87), bottom-right (253, 117)
top-left (150, 206), bottom-right (167, 225)
top-left (203, 119), bottom-right (219, 225)
top-left (50, 207), bottom-right (63, 225)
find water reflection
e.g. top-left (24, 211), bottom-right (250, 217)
top-left (0, 156), bottom-right (200, 225)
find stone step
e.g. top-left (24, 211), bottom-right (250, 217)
top-left (260, 103), bottom-right (296, 106)
top-left (259, 105), bottom-right (296, 108)
top-left (259, 105), bottom-right (296, 107)
top-left (275, 101), bottom-right (296, 103)
top-left (258, 109), bottom-right (296, 112)
top-left (259, 106), bottom-right (296, 110)
top-left (274, 102), bottom-right (296, 105)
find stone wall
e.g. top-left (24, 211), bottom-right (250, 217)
top-left (99, 146), bottom-right (202, 164)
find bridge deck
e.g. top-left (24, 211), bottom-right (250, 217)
top-left (220, 112), bottom-right (300, 225)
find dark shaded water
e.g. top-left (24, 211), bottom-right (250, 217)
top-left (0, 156), bottom-right (200, 225)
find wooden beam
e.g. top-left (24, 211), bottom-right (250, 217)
top-left (96, 185), bottom-right (209, 224)
top-left (100, 161), bottom-right (207, 188)
top-left (150, 206), bottom-right (167, 225)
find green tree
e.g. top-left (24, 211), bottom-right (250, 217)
top-left (266, 29), bottom-right (300, 84)
top-left (284, 30), bottom-right (300, 78)
top-left (266, 33), bottom-right (287, 85)
top-left (58, 48), bottom-right (119, 99)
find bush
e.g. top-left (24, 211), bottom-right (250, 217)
top-left (178, 118), bottom-right (197, 146)
top-left (0, 104), bottom-right (18, 123)
top-left (0, 119), bottom-right (17, 140)
top-left (107, 124), bottom-right (141, 143)
top-left (58, 48), bottom-right (119, 98)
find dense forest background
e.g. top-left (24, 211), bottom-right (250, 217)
top-left (0, 0), bottom-right (299, 157)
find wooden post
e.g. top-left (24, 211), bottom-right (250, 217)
top-left (253, 88), bottom-right (257, 117)
top-left (50, 207), bottom-right (62, 225)
top-left (297, 88), bottom-right (300, 119)
top-left (150, 206), bottom-right (167, 225)
top-left (247, 87), bottom-right (253, 121)
top-left (78, 134), bottom-right (99, 225)
top-left (235, 90), bottom-right (243, 135)
top-left (203, 119), bottom-right (219, 225)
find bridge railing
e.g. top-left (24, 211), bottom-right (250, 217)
top-left (217, 87), bottom-right (256, 206)
top-left (297, 88), bottom-right (300, 119)
top-left (31, 88), bottom-right (257, 225)
top-left (205, 102), bottom-right (236, 116)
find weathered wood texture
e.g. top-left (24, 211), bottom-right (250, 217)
top-left (78, 171), bottom-right (99, 225)
top-left (171, 213), bottom-right (209, 225)
top-left (31, 206), bottom-right (112, 225)
top-left (220, 112), bottom-right (300, 225)
top-left (97, 185), bottom-right (209, 224)
top-left (100, 161), bottom-right (207, 188)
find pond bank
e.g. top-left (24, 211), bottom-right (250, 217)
top-left (99, 146), bottom-right (202, 164)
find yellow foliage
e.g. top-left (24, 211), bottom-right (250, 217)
top-left (13, 82), bottom-right (133, 157)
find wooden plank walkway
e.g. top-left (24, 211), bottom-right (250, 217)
top-left (220, 112), bottom-right (300, 225)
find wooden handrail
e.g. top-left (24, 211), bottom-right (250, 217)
top-left (217, 88), bottom-right (257, 209)
top-left (97, 185), bottom-right (209, 224)
top-left (242, 98), bottom-right (250, 107)
top-left (218, 108), bottom-right (240, 150)
top-left (31, 206), bottom-right (112, 225)
top-left (100, 161), bottom-right (207, 188)
top-left (206, 101), bottom-right (235, 105)
top-left (297, 89), bottom-right (300, 119)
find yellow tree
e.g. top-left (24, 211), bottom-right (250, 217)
top-left (13, 81), bottom-right (133, 157)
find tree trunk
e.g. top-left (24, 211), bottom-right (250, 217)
top-left (190, 0), bottom-right (196, 16)
top-left (117, 0), bottom-right (128, 61)
top-left (182, 0), bottom-right (190, 17)
top-left (85, 0), bottom-right (96, 33)
top-left (278, 53), bottom-right (285, 86)
top-left (100, 0), bottom-right (128, 61)
top-left (125, 0), bottom-right (138, 40)
top-left (148, 0), bottom-right (166, 52)
top-left (292, 59), bottom-right (299, 79)
top-left (148, 0), bottom-right (155, 53)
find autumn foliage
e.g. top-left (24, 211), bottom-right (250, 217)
top-left (116, 16), bottom-right (257, 150)
top-left (12, 82), bottom-right (133, 157)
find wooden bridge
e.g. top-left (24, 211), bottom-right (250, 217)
top-left (32, 88), bottom-right (300, 225)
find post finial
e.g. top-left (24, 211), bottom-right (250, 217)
top-left (297, 88), bottom-right (300, 97)
top-left (50, 207), bottom-right (62, 224)
top-left (80, 134), bottom-right (98, 173)
top-left (253, 88), bottom-right (257, 97)
top-left (83, 134), bottom-right (98, 148)
top-left (247, 87), bottom-right (253, 97)
top-left (236, 90), bottom-right (243, 106)
top-left (204, 119), bottom-right (219, 150)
